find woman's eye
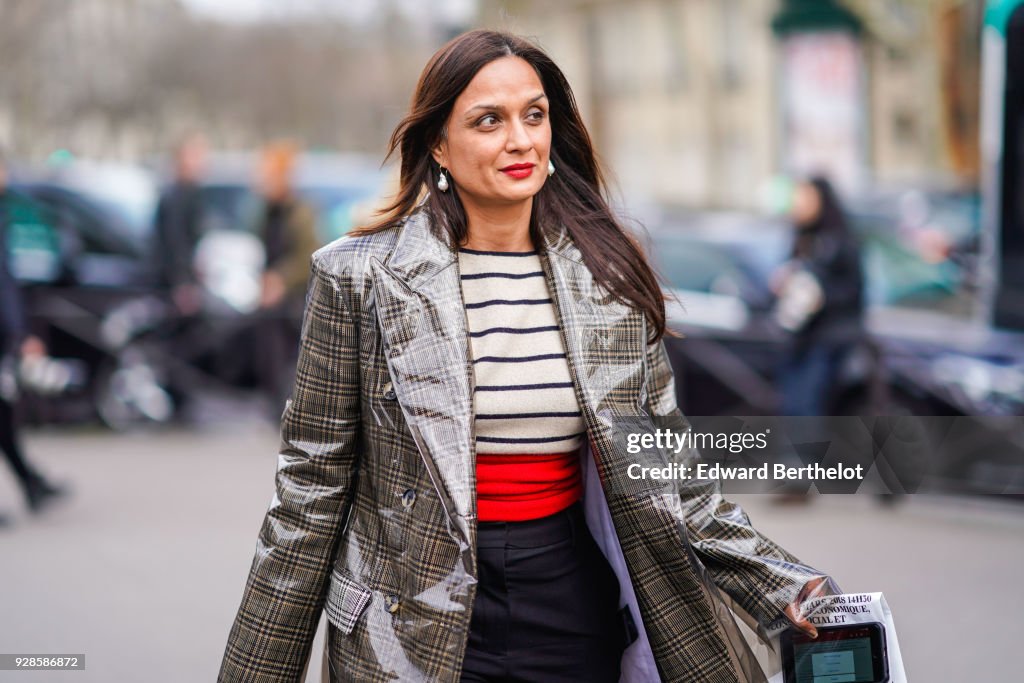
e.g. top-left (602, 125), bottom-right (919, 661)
top-left (478, 114), bottom-right (499, 127)
top-left (527, 109), bottom-right (546, 123)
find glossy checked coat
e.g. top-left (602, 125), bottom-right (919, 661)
top-left (218, 203), bottom-right (831, 682)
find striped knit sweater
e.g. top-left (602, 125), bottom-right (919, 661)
top-left (458, 246), bottom-right (585, 521)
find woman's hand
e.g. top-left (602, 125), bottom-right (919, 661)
top-left (20, 335), bottom-right (46, 359)
top-left (782, 576), bottom-right (830, 638)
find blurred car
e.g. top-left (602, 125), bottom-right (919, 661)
top-left (844, 185), bottom-right (981, 314)
top-left (643, 199), bottom-right (1021, 419)
top-left (643, 211), bottom-right (866, 416)
top-left (7, 161), bottom-right (172, 428)
top-left (645, 204), bottom-right (1024, 495)
top-left (294, 153), bottom-right (394, 242)
top-left (7, 150), bottom-right (391, 429)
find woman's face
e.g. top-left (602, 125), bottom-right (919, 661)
top-left (790, 182), bottom-right (823, 229)
top-left (432, 56), bottom-right (552, 210)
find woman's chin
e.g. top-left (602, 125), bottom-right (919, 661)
top-left (469, 187), bottom-right (542, 207)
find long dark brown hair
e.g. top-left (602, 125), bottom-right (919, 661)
top-left (791, 176), bottom-right (853, 260)
top-left (352, 29), bottom-right (668, 343)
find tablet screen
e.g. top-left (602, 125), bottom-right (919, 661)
top-left (791, 627), bottom-right (878, 683)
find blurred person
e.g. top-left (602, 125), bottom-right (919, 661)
top-left (252, 142), bottom-right (318, 409)
top-left (770, 182), bottom-right (907, 507)
top-left (773, 176), bottom-right (865, 416)
top-left (220, 30), bottom-right (836, 683)
top-left (256, 141), bottom-right (319, 309)
top-left (152, 134), bottom-right (209, 419)
top-left (0, 154), bottom-right (68, 520)
top-left (154, 133), bottom-right (208, 317)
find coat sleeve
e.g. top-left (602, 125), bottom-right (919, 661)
top-left (219, 253), bottom-right (361, 682)
top-left (645, 339), bottom-right (834, 628)
top-left (803, 235), bottom-right (863, 312)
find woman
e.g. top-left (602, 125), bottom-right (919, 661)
top-left (220, 30), bottom-right (834, 683)
top-left (774, 176), bottom-right (865, 416)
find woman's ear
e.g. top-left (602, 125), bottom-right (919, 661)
top-left (430, 143), bottom-right (446, 169)
top-left (431, 129), bottom-right (448, 168)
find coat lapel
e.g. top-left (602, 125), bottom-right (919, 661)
top-left (539, 224), bottom-right (650, 477)
top-left (370, 209), bottom-right (476, 548)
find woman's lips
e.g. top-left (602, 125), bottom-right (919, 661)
top-left (500, 164), bottom-right (535, 179)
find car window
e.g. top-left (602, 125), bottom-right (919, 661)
top-left (4, 190), bottom-right (62, 282)
top-left (299, 185), bottom-right (373, 242)
top-left (849, 207), bottom-right (970, 313)
top-left (30, 187), bottom-right (142, 258)
top-left (47, 162), bottom-right (157, 244)
top-left (199, 185), bottom-right (262, 234)
top-left (648, 231), bottom-right (783, 308)
top-left (650, 238), bottom-right (736, 292)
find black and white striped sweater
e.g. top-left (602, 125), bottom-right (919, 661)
top-left (458, 247), bottom-right (586, 455)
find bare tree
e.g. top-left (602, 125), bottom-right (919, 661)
top-left (0, 0), bottom-right (463, 161)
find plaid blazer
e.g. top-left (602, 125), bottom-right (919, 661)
top-left (219, 205), bottom-right (830, 682)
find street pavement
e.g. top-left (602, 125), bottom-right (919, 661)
top-left (1, 425), bottom-right (1021, 682)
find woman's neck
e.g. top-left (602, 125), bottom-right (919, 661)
top-left (462, 200), bottom-right (534, 252)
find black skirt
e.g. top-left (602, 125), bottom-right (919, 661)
top-left (460, 500), bottom-right (628, 682)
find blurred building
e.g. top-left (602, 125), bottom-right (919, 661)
top-left (481, 0), bottom-right (984, 209)
top-left (0, 0), bottom-right (472, 165)
top-left (1, 0), bottom-right (984, 207)
top-left (0, 0), bottom-right (190, 162)
top-left (858, 0), bottom-right (983, 184)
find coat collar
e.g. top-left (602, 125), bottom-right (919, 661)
top-left (379, 202), bottom-right (584, 294)
top-left (370, 202), bottom-right (645, 549)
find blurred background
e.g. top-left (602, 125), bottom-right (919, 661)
top-left (1, 0), bottom-right (1022, 681)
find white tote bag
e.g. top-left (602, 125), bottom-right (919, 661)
top-left (753, 592), bottom-right (908, 683)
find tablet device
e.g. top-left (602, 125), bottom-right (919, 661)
top-left (781, 622), bottom-right (889, 683)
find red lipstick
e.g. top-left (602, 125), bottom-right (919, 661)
top-left (500, 163), bottom-right (535, 179)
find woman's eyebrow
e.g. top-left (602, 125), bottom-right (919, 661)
top-left (465, 92), bottom-right (548, 115)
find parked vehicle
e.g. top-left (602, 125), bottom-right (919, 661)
top-left (643, 199), bottom-right (1019, 418)
top-left (7, 152), bottom-right (392, 429)
top-left (645, 205), bottom-right (1024, 495)
top-left (645, 211), bottom-right (872, 416)
top-left (8, 162), bottom-right (172, 428)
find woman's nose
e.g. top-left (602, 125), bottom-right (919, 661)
top-left (505, 118), bottom-right (533, 152)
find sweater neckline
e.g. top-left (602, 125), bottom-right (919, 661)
top-left (458, 247), bottom-right (537, 257)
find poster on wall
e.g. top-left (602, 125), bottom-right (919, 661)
top-left (780, 31), bottom-right (866, 193)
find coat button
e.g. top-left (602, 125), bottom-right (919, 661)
top-left (384, 389), bottom-right (397, 400)
top-left (401, 489), bottom-right (416, 508)
top-left (387, 595), bottom-right (400, 613)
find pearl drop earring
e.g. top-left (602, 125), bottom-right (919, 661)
top-left (547, 159), bottom-right (555, 177)
top-left (438, 167), bottom-right (449, 192)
